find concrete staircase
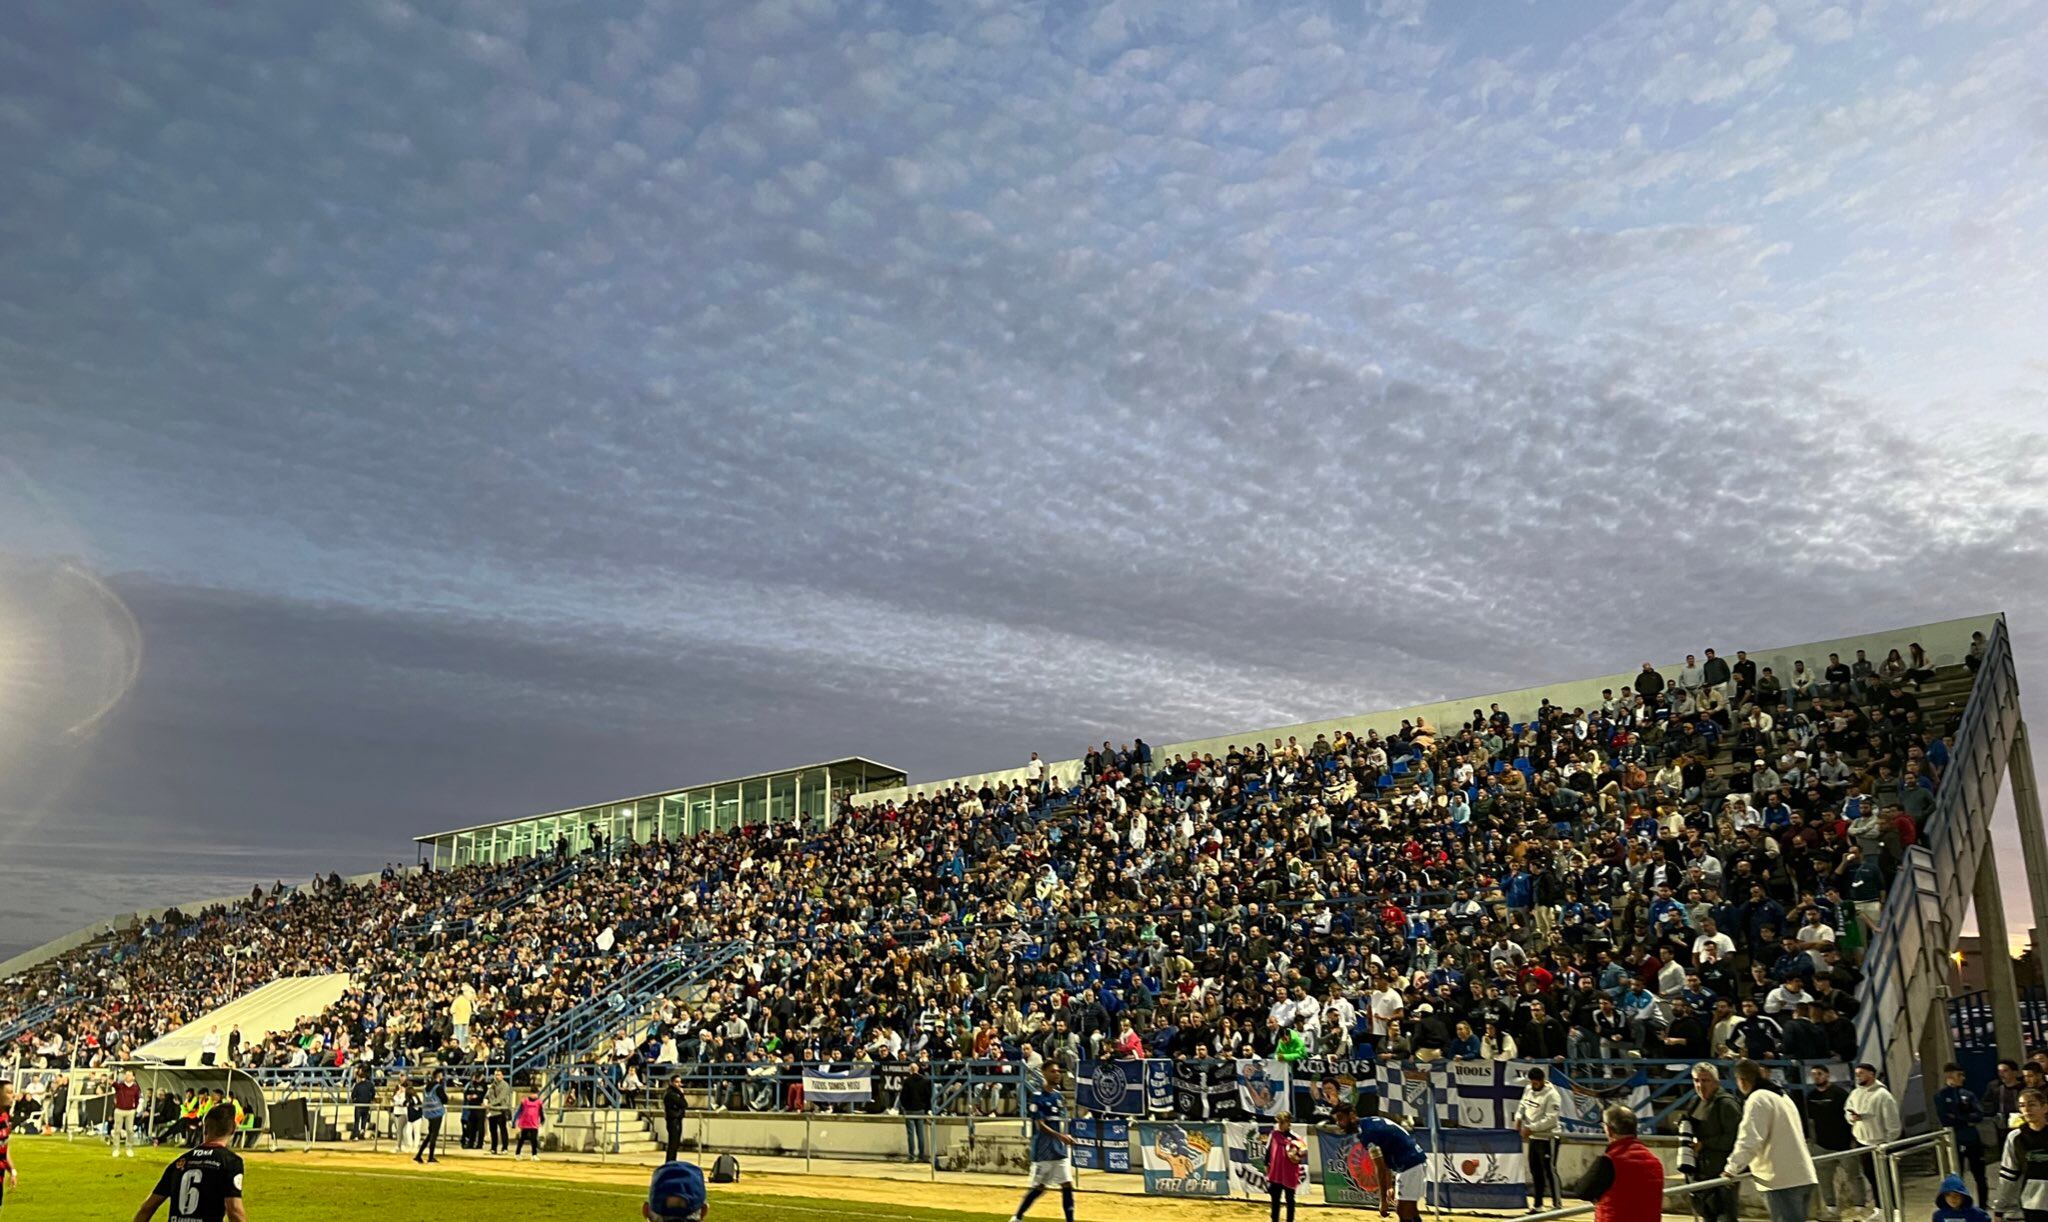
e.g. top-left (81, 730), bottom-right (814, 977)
top-left (551, 1107), bottom-right (661, 1155)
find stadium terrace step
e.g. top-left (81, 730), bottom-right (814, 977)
top-left (551, 1107), bottom-right (661, 1154)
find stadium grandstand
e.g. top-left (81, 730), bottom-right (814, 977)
top-left (1, 613), bottom-right (2035, 1214)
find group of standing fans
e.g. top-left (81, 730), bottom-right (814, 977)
top-left (354, 1067), bottom-right (547, 1160)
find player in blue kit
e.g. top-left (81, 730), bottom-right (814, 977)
top-left (1010, 1063), bottom-right (1075, 1222)
top-left (1321, 1100), bottom-right (1427, 1220)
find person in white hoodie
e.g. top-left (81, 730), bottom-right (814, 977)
top-left (1845, 1063), bottom-right (1902, 1209)
top-left (1725, 1060), bottom-right (1818, 1222)
top-left (1513, 1067), bottom-right (1563, 1211)
top-left (1994, 1087), bottom-right (2048, 1222)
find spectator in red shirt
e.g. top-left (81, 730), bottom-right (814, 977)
top-left (112, 1069), bottom-right (143, 1157)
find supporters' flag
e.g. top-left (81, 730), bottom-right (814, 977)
top-left (1419, 1128), bottom-right (1528, 1210)
top-left (1224, 1122), bottom-right (1271, 1199)
top-left (1071, 1117), bottom-right (1133, 1172)
top-left (1137, 1121), bottom-right (1230, 1197)
top-left (1235, 1058), bottom-right (1288, 1117)
top-left (1317, 1131), bottom-right (1384, 1209)
top-left (876, 1061), bottom-right (914, 1095)
top-left (1078, 1060), bottom-right (1146, 1116)
top-left (1143, 1059), bottom-right (1175, 1114)
top-left (801, 1066), bottom-right (873, 1103)
top-left (1560, 1078), bottom-right (1610, 1134)
top-left (1379, 1064), bottom-right (1441, 1126)
top-left (1446, 1061), bottom-right (1517, 1129)
top-left (1174, 1059), bottom-right (1237, 1119)
top-left (1520, 1061), bottom-right (1651, 1134)
top-left (1292, 1056), bottom-right (1374, 1120)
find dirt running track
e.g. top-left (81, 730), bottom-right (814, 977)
top-left (259, 1146), bottom-right (1252, 1220)
top-left (254, 1145), bottom-right (1714, 1221)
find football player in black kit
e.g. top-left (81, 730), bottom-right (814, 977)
top-left (132, 1103), bottom-right (247, 1222)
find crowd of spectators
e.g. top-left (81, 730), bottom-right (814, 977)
top-left (2, 636), bottom-right (1983, 1126)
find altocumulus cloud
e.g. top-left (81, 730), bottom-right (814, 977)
top-left (1, 0), bottom-right (2046, 954)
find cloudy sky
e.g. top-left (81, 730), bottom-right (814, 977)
top-left (2, 0), bottom-right (2046, 957)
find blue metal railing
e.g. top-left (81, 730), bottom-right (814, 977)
top-left (0, 999), bottom-right (61, 1045)
top-left (1857, 619), bottom-right (2016, 1106)
top-left (605, 1058), bottom-right (1028, 1117)
top-left (514, 940), bottom-right (746, 1071)
top-left (1952, 986), bottom-right (2048, 1052)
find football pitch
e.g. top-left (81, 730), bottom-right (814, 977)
top-left (0, 1137), bottom-right (1028, 1222)
top-left (10, 1134), bottom-right (1876, 1221)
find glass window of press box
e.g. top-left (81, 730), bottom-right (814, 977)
top-left (414, 757), bottom-right (906, 869)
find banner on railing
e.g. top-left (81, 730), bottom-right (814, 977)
top-left (1235, 1058), bottom-right (1288, 1117)
top-left (1514, 1061), bottom-right (1648, 1134)
top-left (1071, 1117), bottom-right (1133, 1172)
top-left (1078, 1060), bottom-right (1147, 1116)
top-left (1445, 1060), bottom-right (1518, 1129)
top-left (1137, 1121), bottom-right (1229, 1197)
top-left (1377, 1064), bottom-right (1439, 1126)
top-left (1143, 1059), bottom-right (1174, 1114)
top-left (1294, 1056), bottom-right (1375, 1119)
top-left (1326, 1059), bottom-right (1658, 1133)
top-left (1317, 1130), bottom-right (1385, 1209)
top-left (1314, 1125), bottom-right (1525, 1211)
top-left (1226, 1122), bottom-right (1301, 1199)
top-left (1421, 1128), bottom-right (1527, 1211)
top-left (1174, 1059), bottom-right (1236, 1119)
top-left (801, 1066), bottom-right (873, 1104)
top-left (876, 1061), bottom-right (914, 1097)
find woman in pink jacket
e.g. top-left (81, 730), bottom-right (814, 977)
top-left (1266, 1111), bottom-right (1307, 1222)
top-left (513, 1087), bottom-right (545, 1160)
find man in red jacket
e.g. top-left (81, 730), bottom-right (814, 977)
top-left (112, 1070), bottom-right (143, 1158)
top-left (1574, 1105), bottom-right (1665, 1222)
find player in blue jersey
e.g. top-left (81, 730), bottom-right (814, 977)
top-left (1321, 1100), bottom-right (1427, 1220)
top-left (1010, 1063), bottom-right (1075, 1222)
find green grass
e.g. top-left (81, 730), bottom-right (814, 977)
top-left (1, 1137), bottom-right (1017, 1221)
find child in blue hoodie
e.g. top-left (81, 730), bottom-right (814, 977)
top-left (1932, 1172), bottom-right (1991, 1222)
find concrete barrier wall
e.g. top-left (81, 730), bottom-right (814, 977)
top-left (643, 1110), bottom-right (1031, 1169)
top-left (1556, 1133), bottom-right (1811, 1214)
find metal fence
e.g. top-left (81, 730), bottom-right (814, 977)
top-left (1509, 1128), bottom-right (1955, 1222)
